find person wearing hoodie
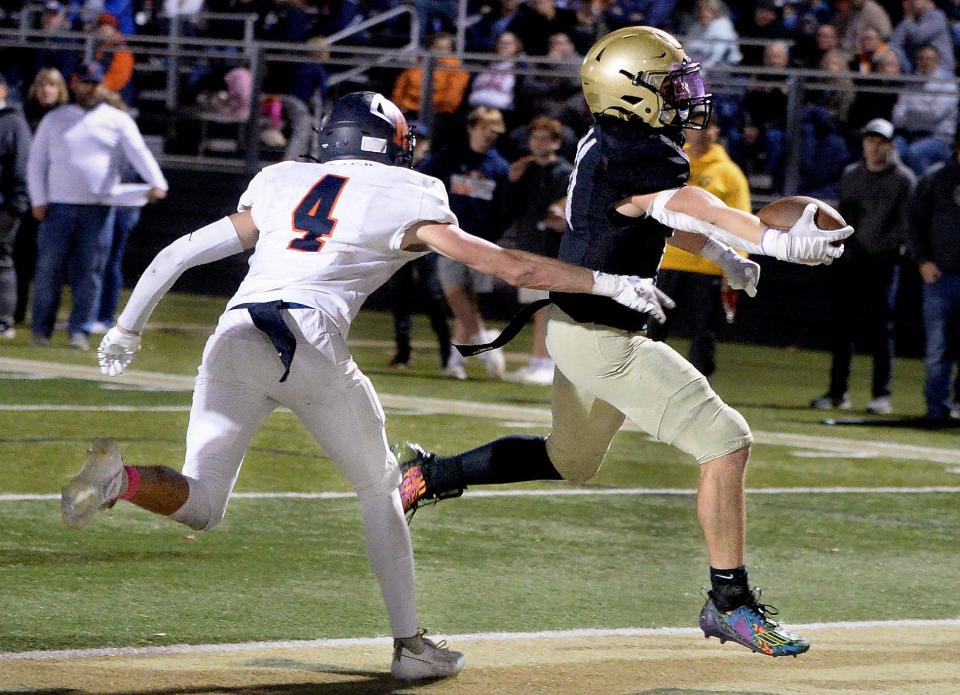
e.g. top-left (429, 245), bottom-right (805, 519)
top-left (891, 43), bottom-right (957, 177)
top-left (810, 118), bottom-right (915, 414)
top-left (391, 32), bottom-right (469, 118)
top-left (92, 13), bottom-right (135, 103)
top-left (647, 119), bottom-right (751, 379)
top-left (0, 73), bottom-right (32, 339)
top-left (909, 130), bottom-right (960, 420)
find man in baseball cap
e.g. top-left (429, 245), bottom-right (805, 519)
top-left (810, 114), bottom-right (914, 413)
top-left (861, 117), bottom-right (894, 141)
top-left (73, 61), bottom-right (105, 84)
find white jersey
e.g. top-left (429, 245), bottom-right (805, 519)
top-left (229, 159), bottom-right (457, 335)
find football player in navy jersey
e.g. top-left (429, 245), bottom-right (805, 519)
top-left (60, 91), bottom-right (675, 680)
top-left (398, 27), bottom-right (853, 658)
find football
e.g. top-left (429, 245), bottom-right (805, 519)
top-left (756, 195), bottom-right (848, 245)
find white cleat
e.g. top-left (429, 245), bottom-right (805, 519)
top-left (479, 346), bottom-right (506, 379)
top-left (391, 629), bottom-right (465, 680)
top-left (442, 352), bottom-right (468, 380)
top-left (865, 396), bottom-right (892, 415)
top-left (476, 330), bottom-right (506, 379)
top-left (504, 364), bottom-right (554, 385)
top-left (61, 438), bottom-right (126, 529)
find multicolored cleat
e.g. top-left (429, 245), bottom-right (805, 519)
top-left (699, 590), bottom-right (810, 657)
top-left (392, 441), bottom-right (462, 522)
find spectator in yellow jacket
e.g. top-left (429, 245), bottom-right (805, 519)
top-left (648, 120), bottom-right (751, 378)
top-left (391, 32), bottom-right (470, 118)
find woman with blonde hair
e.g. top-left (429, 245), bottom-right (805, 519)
top-left (14, 68), bottom-right (69, 324)
top-left (25, 68), bottom-right (69, 132)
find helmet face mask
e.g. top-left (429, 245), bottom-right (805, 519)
top-left (318, 91), bottom-right (415, 166)
top-left (651, 61), bottom-right (712, 129)
top-left (581, 26), bottom-right (713, 130)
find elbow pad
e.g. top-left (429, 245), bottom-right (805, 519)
top-left (118, 217), bottom-right (244, 333)
top-left (647, 189), bottom-right (764, 255)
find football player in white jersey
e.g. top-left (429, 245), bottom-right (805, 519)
top-left (59, 91), bottom-right (675, 680)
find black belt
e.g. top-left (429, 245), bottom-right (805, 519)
top-left (230, 301), bottom-right (310, 382)
top-left (453, 298), bottom-right (551, 357)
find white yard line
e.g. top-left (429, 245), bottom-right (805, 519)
top-left (2, 486), bottom-right (958, 503)
top-left (3, 356), bottom-right (960, 465)
top-left (2, 618), bottom-right (959, 661)
top-left (0, 404), bottom-right (192, 412)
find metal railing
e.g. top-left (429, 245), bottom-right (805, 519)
top-left (3, 25), bottom-right (955, 189)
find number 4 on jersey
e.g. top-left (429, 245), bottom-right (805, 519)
top-left (289, 174), bottom-right (349, 252)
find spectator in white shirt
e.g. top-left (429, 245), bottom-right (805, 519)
top-left (467, 31), bottom-right (526, 119)
top-left (892, 43), bottom-right (958, 176)
top-left (684, 0), bottom-right (742, 67)
top-left (889, 0), bottom-right (954, 73)
top-left (27, 61), bottom-right (167, 350)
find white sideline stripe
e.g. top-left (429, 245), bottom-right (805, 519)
top-left (0, 404), bottom-right (191, 412)
top-left (3, 356), bottom-right (960, 464)
top-left (3, 486), bottom-right (959, 503)
top-left (3, 619), bottom-right (959, 662)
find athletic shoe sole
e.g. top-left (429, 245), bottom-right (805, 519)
top-left (61, 438), bottom-right (123, 529)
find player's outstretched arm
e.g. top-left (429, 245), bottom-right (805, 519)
top-left (668, 231), bottom-right (760, 297)
top-left (97, 212), bottom-right (258, 376)
top-left (622, 187), bottom-right (853, 264)
top-left (406, 222), bottom-right (674, 321)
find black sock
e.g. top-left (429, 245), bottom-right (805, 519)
top-left (428, 435), bottom-right (562, 493)
top-left (709, 565), bottom-right (751, 612)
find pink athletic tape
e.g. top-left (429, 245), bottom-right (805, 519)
top-left (119, 465), bottom-right (141, 501)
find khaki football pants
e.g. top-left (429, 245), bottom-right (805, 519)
top-left (544, 307), bottom-right (752, 483)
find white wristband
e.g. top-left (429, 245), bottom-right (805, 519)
top-left (699, 236), bottom-right (728, 264)
top-left (591, 270), bottom-right (618, 297)
top-left (759, 228), bottom-right (787, 260)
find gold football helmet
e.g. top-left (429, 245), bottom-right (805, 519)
top-left (580, 26), bottom-right (713, 129)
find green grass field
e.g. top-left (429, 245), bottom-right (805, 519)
top-left (1, 294), bottom-right (958, 654)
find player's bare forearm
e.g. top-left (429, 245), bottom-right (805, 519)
top-left (411, 222), bottom-right (593, 293)
top-left (668, 230), bottom-right (709, 254)
top-left (496, 248), bottom-right (594, 292)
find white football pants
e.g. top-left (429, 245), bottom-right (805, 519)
top-left (169, 307), bottom-right (416, 636)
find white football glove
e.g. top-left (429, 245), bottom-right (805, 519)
top-left (717, 249), bottom-right (760, 297)
top-left (759, 203), bottom-right (853, 264)
top-left (97, 327), bottom-right (141, 376)
top-left (592, 271), bottom-right (676, 324)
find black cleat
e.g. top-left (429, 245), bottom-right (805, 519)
top-left (393, 441), bottom-right (463, 523)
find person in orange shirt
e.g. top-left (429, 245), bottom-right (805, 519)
top-left (848, 25), bottom-right (889, 74)
top-left (93, 13), bottom-right (134, 101)
top-left (647, 120), bottom-right (752, 378)
top-left (391, 32), bottom-right (469, 118)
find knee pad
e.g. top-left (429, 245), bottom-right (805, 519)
top-left (660, 380), bottom-right (753, 463)
top-left (169, 477), bottom-right (230, 531)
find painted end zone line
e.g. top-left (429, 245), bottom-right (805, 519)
top-left (3, 486), bottom-right (959, 503)
top-left (3, 619), bottom-right (959, 662)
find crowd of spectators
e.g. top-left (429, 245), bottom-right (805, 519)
top-left (3, 0), bottom-right (959, 194)
top-left (1, 0), bottom-right (960, 409)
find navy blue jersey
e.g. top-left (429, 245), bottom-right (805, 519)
top-left (551, 117), bottom-right (690, 331)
